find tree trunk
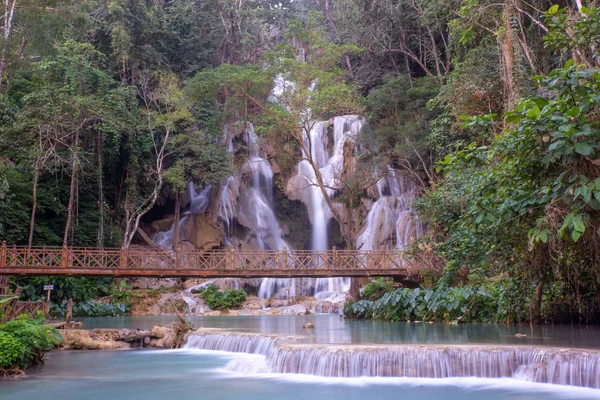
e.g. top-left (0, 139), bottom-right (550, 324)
top-left (0, 0), bottom-right (18, 92)
top-left (172, 192), bottom-right (181, 250)
top-left (28, 157), bottom-right (41, 248)
top-left (63, 133), bottom-right (79, 247)
top-left (500, 3), bottom-right (519, 109)
top-left (349, 279), bottom-right (361, 300)
top-left (97, 132), bottom-right (104, 248)
top-left (532, 280), bottom-right (544, 324)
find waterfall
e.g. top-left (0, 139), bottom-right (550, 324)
top-left (184, 331), bottom-right (600, 388)
top-left (357, 166), bottom-right (423, 251)
top-left (153, 183), bottom-right (212, 249)
top-left (290, 116), bottom-right (364, 300)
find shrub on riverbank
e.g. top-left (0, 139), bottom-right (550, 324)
top-left (50, 300), bottom-right (129, 318)
top-left (344, 284), bottom-right (505, 323)
top-left (198, 284), bottom-right (246, 310)
top-left (0, 314), bottom-right (62, 375)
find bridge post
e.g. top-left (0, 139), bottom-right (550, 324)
top-left (282, 247), bottom-right (288, 269)
top-left (229, 247), bottom-right (234, 270)
top-left (0, 241), bottom-right (6, 268)
top-left (119, 246), bottom-right (126, 269)
top-left (61, 245), bottom-right (68, 268)
top-left (332, 246), bottom-right (337, 269)
top-left (176, 245), bottom-right (181, 269)
top-left (382, 248), bottom-right (387, 270)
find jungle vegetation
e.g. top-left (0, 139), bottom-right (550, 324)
top-left (0, 0), bottom-right (598, 323)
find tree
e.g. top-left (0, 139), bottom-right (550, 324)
top-left (17, 40), bottom-right (135, 247)
top-left (122, 73), bottom-right (191, 248)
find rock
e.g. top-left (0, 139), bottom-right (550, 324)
top-left (151, 216), bottom-right (176, 233)
top-left (302, 323), bottom-right (314, 329)
top-left (126, 277), bottom-right (182, 290)
top-left (150, 326), bottom-right (170, 339)
top-left (515, 333), bottom-right (528, 338)
top-left (59, 326), bottom-right (176, 350)
top-left (267, 309), bottom-right (281, 315)
top-left (180, 214), bottom-right (222, 250)
top-left (183, 278), bottom-right (205, 289)
top-left (242, 296), bottom-right (265, 310)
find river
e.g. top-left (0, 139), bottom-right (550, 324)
top-left (2, 316), bottom-right (600, 400)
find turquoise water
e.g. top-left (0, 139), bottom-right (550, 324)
top-left (2, 349), bottom-right (600, 400)
top-left (2, 316), bottom-right (600, 399)
top-left (76, 315), bottom-right (600, 348)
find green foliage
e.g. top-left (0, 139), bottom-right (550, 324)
top-left (361, 75), bottom-right (440, 170)
top-left (361, 278), bottom-right (394, 301)
top-left (346, 283), bottom-right (508, 323)
top-left (51, 300), bottom-right (129, 318)
top-left (16, 277), bottom-right (113, 303)
top-left (0, 314), bottom-right (62, 373)
top-left (197, 284), bottom-right (246, 310)
top-left (544, 6), bottom-right (600, 68)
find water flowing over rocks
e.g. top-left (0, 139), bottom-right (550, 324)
top-left (183, 329), bottom-right (600, 389)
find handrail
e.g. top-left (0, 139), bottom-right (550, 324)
top-left (0, 242), bottom-right (418, 278)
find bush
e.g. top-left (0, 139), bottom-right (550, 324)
top-left (51, 300), bottom-right (129, 317)
top-left (0, 314), bottom-right (62, 374)
top-left (198, 284), bottom-right (246, 310)
top-left (361, 278), bottom-right (394, 300)
top-left (345, 284), bottom-right (502, 323)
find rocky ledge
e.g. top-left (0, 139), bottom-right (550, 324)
top-left (59, 325), bottom-right (177, 350)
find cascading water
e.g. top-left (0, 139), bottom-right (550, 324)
top-left (288, 116), bottom-right (366, 302)
top-left (153, 183), bottom-right (212, 249)
top-left (184, 330), bottom-right (600, 389)
top-left (357, 166), bottom-right (423, 251)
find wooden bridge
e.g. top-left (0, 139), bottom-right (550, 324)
top-left (0, 243), bottom-right (416, 278)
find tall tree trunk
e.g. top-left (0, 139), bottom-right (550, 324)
top-left (500, 3), bottom-right (519, 109)
top-left (28, 157), bottom-right (41, 248)
top-left (63, 133), bottom-right (79, 247)
top-left (97, 132), bottom-right (104, 248)
top-left (532, 280), bottom-right (544, 324)
top-left (172, 192), bottom-right (181, 250)
top-left (0, 0), bottom-right (18, 92)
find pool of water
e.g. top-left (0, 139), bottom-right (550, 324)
top-left (2, 316), bottom-right (600, 400)
top-left (75, 315), bottom-right (600, 349)
top-left (2, 349), bottom-right (599, 400)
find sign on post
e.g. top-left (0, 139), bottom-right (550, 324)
top-left (43, 284), bottom-right (53, 318)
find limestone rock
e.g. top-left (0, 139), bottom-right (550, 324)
top-left (151, 215), bottom-right (176, 233)
top-left (242, 296), bottom-right (265, 310)
top-left (180, 214), bottom-right (222, 250)
top-left (302, 323), bottom-right (314, 329)
top-left (126, 277), bottom-right (182, 290)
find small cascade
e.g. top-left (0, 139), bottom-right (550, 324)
top-left (183, 331), bottom-right (600, 388)
top-left (357, 166), bottom-right (423, 251)
top-left (185, 331), bottom-right (284, 355)
top-left (153, 183), bottom-right (212, 249)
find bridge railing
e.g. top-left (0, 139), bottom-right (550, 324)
top-left (0, 242), bottom-right (416, 275)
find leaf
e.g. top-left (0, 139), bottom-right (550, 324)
top-left (548, 4), bottom-right (559, 13)
top-left (574, 141), bottom-right (594, 156)
top-left (527, 106), bottom-right (541, 119)
top-left (573, 214), bottom-right (585, 233)
top-left (572, 229), bottom-right (583, 242)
